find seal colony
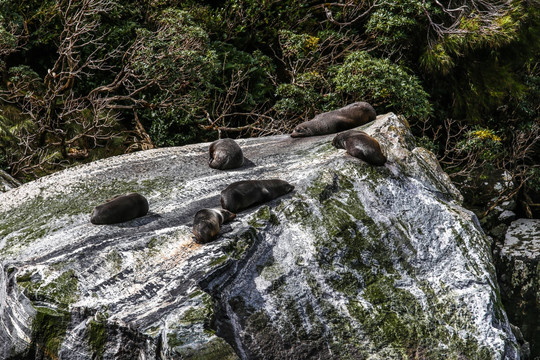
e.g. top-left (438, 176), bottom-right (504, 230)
top-left (89, 101), bottom-right (385, 243)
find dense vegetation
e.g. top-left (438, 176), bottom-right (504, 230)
top-left (1, 0), bottom-right (539, 217)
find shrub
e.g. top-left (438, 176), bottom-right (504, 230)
top-left (331, 51), bottom-right (432, 121)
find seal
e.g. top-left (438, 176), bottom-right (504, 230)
top-left (209, 138), bottom-right (244, 170)
top-left (192, 208), bottom-right (236, 243)
top-left (90, 193), bottom-right (149, 225)
top-left (220, 179), bottom-right (295, 213)
top-left (332, 130), bottom-right (387, 166)
top-left (291, 102), bottom-right (376, 138)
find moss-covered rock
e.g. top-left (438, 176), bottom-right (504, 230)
top-left (0, 113), bottom-right (519, 359)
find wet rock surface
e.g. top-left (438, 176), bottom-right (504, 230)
top-left (1, 113), bottom-right (520, 359)
top-left (497, 219), bottom-right (540, 359)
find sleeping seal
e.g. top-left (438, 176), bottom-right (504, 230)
top-left (90, 193), bottom-right (149, 224)
top-left (332, 130), bottom-right (387, 166)
top-left (291, 102), bottom-right (376, 138)
top-left (192, 208), bottom-right (236, 243)
top-left (220, 179), bottom-right (294, 213)
top-left (209, 138), bottom-right (244, 170)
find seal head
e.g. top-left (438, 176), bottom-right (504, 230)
top-left (193, 208), bottom-right (236, 243)
top-left (209, 138), bottom-right (244, 170)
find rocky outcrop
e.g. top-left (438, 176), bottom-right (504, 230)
top-left (497, 219), bottom-right (540, 359)
top-left (0, 113), bottom-right (520, 359)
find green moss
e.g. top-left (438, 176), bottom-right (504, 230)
top-left (305, 170), bottom-right (354, 201)
top-left (280, 196), bottom-right (312, 226)
top-left (248, 310), bottom-right (271, 332)
top-left (41, 270), bottom-right (79, 308)
top-left (182, 291), bottom-right (214, 325)
top-left (16, 272), bottom-right (33, 283)
top-left (87, 315), bottom-right (107, 360)
top-left (275, 163), bottom-right (496, 358)
top-left (188, 290), bottom-right (203, 299)
top-left (257, 257), bottom-right (281, 279)
top-left (223, 227), bottom-right (257, 259)
top-left (147, 237), bottom-right (159, 248)
top-left (168, 333), bottom-right (185, 348)
top-left (171, 335), bottom-right (238, 360)
top-left (208, 255), bottom-right (228, 267)
top-left (340, 275), bottom-right (495, 359)
top-left (106, 250), bottom-right (122, 273)
top-left (18, 269), bottom-right (79, 309)
top-left (248, 206), bottom-right (281, 228)
top-left (28, 306), bottom-right (71, 359)
top-left (182, 306), bottom-right (210, 324)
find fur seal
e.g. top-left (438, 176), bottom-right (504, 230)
top-left (220, 179), bottom-right (294, 213)
top-left (291, 102), bottom-right (376, 138)
top-left (192, 208), bottom-right (236, 243)
top-left (209, 138), bottom-right (244, 170)
top-left (332, 130), bottom-right (387, 166)
top-left (90, 193), bottom-right (149, 225)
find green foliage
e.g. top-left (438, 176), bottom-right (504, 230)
top-left (457, 128), bottom-right (504, 162)
top-left (279, 30), bottom-right (321, 59)
top-left (272, 29), bottom-right (364, 122)
top-left (210, 0), bottom-right (311, 45)
top-left (7, 65), bottom-right (43, 94)
top-left (526, 168), bottom-right (540, 193)
top-left (416, 135), bottom-right (439, 153)
top-left (0, 105), bottom-right (35, 171)
top-left (132, 9), bottom-right (219, 146)
top-left (131, 9), bottom-right (214, 83)
top-left (0, 17), bottom-right (17, 55)
top-left (273, 83), bottom-right (322, 117)
top-left (332, 51), bottom-right (432, 120)
top-left (365, 0), bottom-right (428, 50)
top-left (419, 2), bottom-right (532, 121)
top-left (211, 42), bottom-right (275, 111)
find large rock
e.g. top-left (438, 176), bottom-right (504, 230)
top-left (497, 219), bottom-right (540, 359)
top-left (0, 113), bottom-right (519, 359)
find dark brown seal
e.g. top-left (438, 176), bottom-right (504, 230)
top-left (291, 102), bottom-right (376, 138)
top-left (209, 138), bottom-right (244, 170)
top-left (332, 130), bottom-right (387, 166)
top-left (192, 208), bottom-right (236, 243)
top-left (220, 179), bottom-right (294, 213)
top-left (90, 193), bottom-right (149, 224)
